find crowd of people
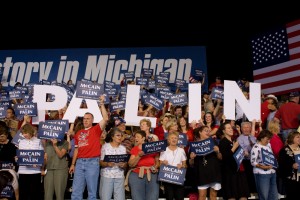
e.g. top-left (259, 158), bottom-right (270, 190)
top-left (0, 76), bottom-right (299, 200)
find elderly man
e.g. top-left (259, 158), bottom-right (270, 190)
top-left (237, 121), bottom-right (257, 194)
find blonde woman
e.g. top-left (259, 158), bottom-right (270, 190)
top-left (267, 119), bottom-right (284, 159)
top-left (139, 119), bottom-right (158, 142)
top-left (18, 124), bottom-right (44, 200)
top-left (159, 131), bottom-right (187, 200)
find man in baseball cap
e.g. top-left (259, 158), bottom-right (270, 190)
top-left (289, 91), bottom-right (300, 97)
top-left (114, 117), bottom-right (126, 128)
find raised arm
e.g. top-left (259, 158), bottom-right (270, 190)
top-left (99, 95), bottom-right (108, 130)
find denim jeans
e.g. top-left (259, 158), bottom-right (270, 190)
top-left (71, 157), bottom-right (100, 200)
top-left (100, 176), bottom-right (125, 200)
top-left (128, 172), bottom-right (159, 200)
top-left (254, 173), bottom-right (278, 200)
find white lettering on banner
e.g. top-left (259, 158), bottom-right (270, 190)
top-left (162, 166), bottom-right (184, 174)
top-left (164, 173), bottom-right (179, 180)
top-left (224, 80), bottom-right (261, 121)
top-left (84, 54), bottom-right (192, 83)
top-left (82, 90), bottom-right (98, 96)
top-left (265, 157), bottom-right (274, 164)
top-left (17, 104), bottom-right (35, 109)
top-left (195, 147), bottom-right (211, 153)
top-left (56, 56), bottom-right (80, 84)
top-left (41, 124), bottom-right (63, 131)
top-left (80, 83), bottom-right (102, 90)
top-left (43, 131), bottom-right (59, 138)
top-left (0, 54), bottom-right (191, 86)
top-left (236, 149), bottom-right (244, 160)
top-left (0, 57), bottom-right (54, 87)
top-left (19, 110), bottom-right (33, 115)
top-left (144, 141), bottom-right (165, 148)
top-left (22, 158), bottom-right (39, 162)
top-left (19, 151), bottom-right (41, 156)
top-left (191, 140), bottom-right (211, 147)
top-left (32, 81), bottom-right (261, 125)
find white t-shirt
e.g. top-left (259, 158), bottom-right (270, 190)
top-left (159, 146), bottom-right (187, 167)
top-left (100, 142), bottom-right (126, 178)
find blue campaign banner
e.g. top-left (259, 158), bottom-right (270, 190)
top-left (156, 76), bottom-right (169, 85)
top-left (156, 86), bottom-right (171, 94)
top-left (110, 100), bottom-right (125, 111)
top-left (15, 86), bottom-right (28, 94)
top-left (11, 131), bottom-right (25, 147)
top-left (261, 148), bottom-right (278, 169)
top-left (148, 80), bottom-right (156, 89)
top-left (178, 133), bottom-right (188, 146)
top-left (0, 47), bottom-right (207, 92)
top-left (142, 140), bottom-right (167, 154)
top-left (211, 87), bottom-right (224, 100)
top-left (103, 154), bottom-right (130, 163)
top-left (295, 154), bottom-right (300, 172)
top-left (0, 101), bottom-right (10, 107)
top-left (144, 94), bottom-right (164, 110)
top-left (136, 77), bottom-right (148, 86)
top-left (76, 81), bottom-right (104, 100)
top-left (169, 92), bottom-right (188, 106)
top-left (13, 102), bottom-right (37, 117)
top-left (158, 164), bottom-right (186, 186)
top-left (37, 121), bottom-right (66, 141)
top-left (105, 88), bottom-right (118, 97)
top-left (0, 106), bottom-right (7, 119)
top-left (157, 86), bottom-right (172, 99)
top-left (47, 119), bottom-right (69, 133)
top-left (102, 93), bottom-right (111, 105)
top-left (119, 86), bottom-right (127, 96)
top-left (175, 79), bottom-right (186, 88)
top-left (65, 87), bottom-right (75, 102)
top-left (159, 72), bottom-right (170, 79)
top-left (8, 90), bottom-right (22, 100)
top-left (22, 94), bottom-right (32, 103)
top-left (104, 81), bottom-right (115, 89)
top-left (16, 149), bottom-right (44, 166)
top-left (142, 69), bottom-right (153, 78)
top-left (189, 137), bottom-right (215, 156)
top-left (140, 93), bottom-right (149, 104)
top-left (194, 69), bottom-right (205, 82)
top-left (0, 185), bottom-right (14, 198)
top-left (233, 146), bottom-right (245, 171)
top-left (124, 72), bottom-right (135, 80)
top-left (0, 162), bottom-right (14, 170)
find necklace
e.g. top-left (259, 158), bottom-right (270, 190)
top-left (289, 145), bottom-right (299, 151)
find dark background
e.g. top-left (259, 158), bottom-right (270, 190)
top-left (2, 8), bottom-right (300, 86)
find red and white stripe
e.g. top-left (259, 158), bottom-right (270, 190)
top-left (253, 19), bottom-right (300, 95)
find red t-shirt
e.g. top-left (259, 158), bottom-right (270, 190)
top-left (274, 102), bottom-right (300, 129)
top-left (130, 145), bottom-right (158, 174)
top-left (270, 134), bottom-right (284, 159)
top-left (154, 126), bottom-right (165, 141)
top-left (261, 100), bottom-right (271, 128)
top-left (75, 124), bottom-right (102, 158)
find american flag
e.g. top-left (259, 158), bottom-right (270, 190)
top-left (252, 19), bottom-right (300, 96)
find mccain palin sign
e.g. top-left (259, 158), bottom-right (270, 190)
top-left (0, 47), bottom-right (208, 91)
